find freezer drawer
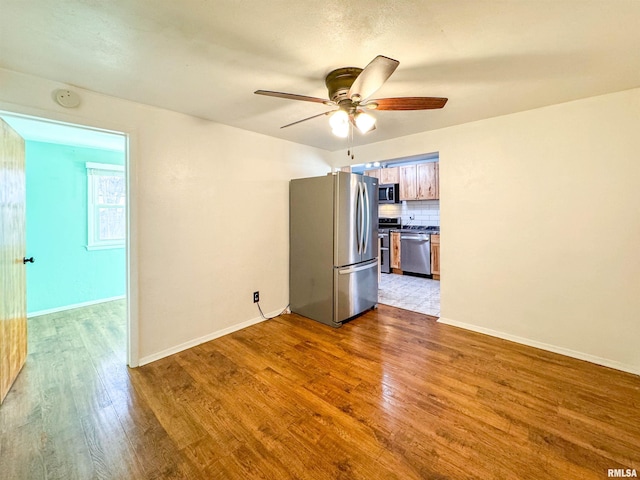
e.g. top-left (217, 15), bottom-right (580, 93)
top-left (334, 259), bottom-right (379, 324)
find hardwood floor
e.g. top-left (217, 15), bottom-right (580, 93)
top-left (1, 300), bottom-right (639, 479)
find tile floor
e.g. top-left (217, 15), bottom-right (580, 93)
top-left (378, 273), bottom-right (440, 317)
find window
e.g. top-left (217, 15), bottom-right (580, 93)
top-left (86, 162), bottom-right (125, 250)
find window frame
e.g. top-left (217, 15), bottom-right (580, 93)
top-left (86, 161), bottom-right (126, 250)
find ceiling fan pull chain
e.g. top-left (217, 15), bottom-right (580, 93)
top-left (349, 124), bottom-right (355, 160)
top-left (352, 127), bottom-right (355, 160)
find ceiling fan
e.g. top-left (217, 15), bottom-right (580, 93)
top-left (255, 55), bottom-right (447, 137)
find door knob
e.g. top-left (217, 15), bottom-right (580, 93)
top-left (23, 257), bottom-right (34, 264)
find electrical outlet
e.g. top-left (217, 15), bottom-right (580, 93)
top-left (253, 291), bottom-right (259, 303)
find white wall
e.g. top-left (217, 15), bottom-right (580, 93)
top-left (0, 68), bottom-right (331, 365)
top-left (4, 67), bottom-right (638, 374)
top-left (332, 88), bottom-right (640, 375)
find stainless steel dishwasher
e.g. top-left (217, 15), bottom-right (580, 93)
top-left (400, 230), bottom-right (431, 275)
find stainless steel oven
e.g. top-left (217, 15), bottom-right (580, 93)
top-left (378, 183), bottom-right (400, 204)
top-left (378, 230), bottom-right (391, 273)
top-left (378, 217), bottom-right (401, 274)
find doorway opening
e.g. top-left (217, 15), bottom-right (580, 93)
top-left (0, 112), bottom-right (133, 364)
top-left (345, 152), bottom-right (441, 317)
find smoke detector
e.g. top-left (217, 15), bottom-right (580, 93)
top-left (53, 89), bottom-right (81, 108)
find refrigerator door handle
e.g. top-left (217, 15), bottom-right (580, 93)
top-left (362, 181), bottom-right (370, 253)
top-left (360, 182), bottom-right (366, 254)
top-left (358, 182), bottom-right (365, 254)
top-left (355, 181), bottom-right (362, 254)
top-left (338, 259), bottom-right (379, 274)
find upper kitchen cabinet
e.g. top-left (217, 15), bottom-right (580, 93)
top-left (417, 162), bottom-right (438, 200)
top-left (399, 165), bottom-right (417, 200)
top-left (379, 167), bottom-right (399, 184)
top-left (363, 169), bottom-right (380, 179)
top-left (399, 162), bottom-right (439, 200)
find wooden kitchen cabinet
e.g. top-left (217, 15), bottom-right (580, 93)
top-left (430, 234), bottom-right (440, 280)
top-left (391, 231), bottom-right (401, 269)
top-left (417, 162), bottom-right (438, 200)
top-left (364, 169), bottom-right (380, 179)
top-left (379, 167), bottom-right (399, 184)
top-left (399, 165), bottom-right (417, 200)
top-left (399, 162), bottom-right (439, 200)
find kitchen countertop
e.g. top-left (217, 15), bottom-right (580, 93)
top-left (389, 229), bottom-right (440, 234)
top-left (378, 226), bottom-right (440, 234)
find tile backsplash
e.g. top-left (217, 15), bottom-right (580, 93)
top-left (379, 200), bottom-right (440, 227)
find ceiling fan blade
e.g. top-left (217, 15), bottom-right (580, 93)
top-left (348, 55), bottom-right (399, 101)
top-left (255, 90), bottom-right (330, 104)
top-left (280, 110), bottom-right (335, 129)
top-left (369, 97), bottom-right (448, 110)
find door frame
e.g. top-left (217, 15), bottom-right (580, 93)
top-left (0, 107), bottom-right (139, 367)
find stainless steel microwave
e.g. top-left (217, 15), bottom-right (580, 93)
top-left (379, 183), bottom-right (400, 204)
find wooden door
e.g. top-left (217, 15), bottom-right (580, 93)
top-left (417, 162), bottom-right (438, 200)
top-left (399, 165), bottom-right (416, 201)
top-left (0, 118), bottom-right (27, 404)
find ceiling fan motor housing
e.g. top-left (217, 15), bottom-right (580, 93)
top-left (325, 67), bottom-right (362, 103)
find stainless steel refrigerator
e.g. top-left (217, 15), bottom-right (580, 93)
top-left (290, 172), bottom-right (378, 327)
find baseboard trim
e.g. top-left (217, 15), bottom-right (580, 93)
top-left (437, 317), bottom-right (640, 376)
top-left (138, 307), bottom-right (285, 367)
top-left (28, 296), bottom-right (126, 318)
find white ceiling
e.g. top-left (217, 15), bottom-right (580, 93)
top-left (2, 1), bottom-right (640, 151)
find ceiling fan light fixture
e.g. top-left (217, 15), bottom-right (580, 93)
top-left (330, 110), bottom-right (350, 137)
top-left (329, 109), bottom-right (349, 129)
top-left (355, 111), bottom-right (376, 134)
top-left (332, 124), bottom-right (349, 138)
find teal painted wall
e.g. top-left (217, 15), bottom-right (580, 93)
top-left (26, 141), bottom-right (126, 314)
